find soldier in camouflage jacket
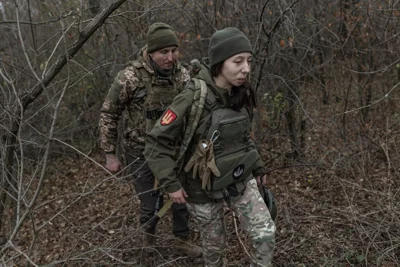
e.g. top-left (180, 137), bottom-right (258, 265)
top-left (99, 22), bottom-right (201, 258)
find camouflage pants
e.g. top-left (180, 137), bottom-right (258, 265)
top-left (186, 178), bottom-right (275, 267)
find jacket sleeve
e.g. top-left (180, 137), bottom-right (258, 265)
top-left (144, 88), bottom-right (195, 193)
top-left (99, 68), bottom-right (138, 153)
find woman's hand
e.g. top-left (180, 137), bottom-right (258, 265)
top-left (256, 174), bottom-right (267, 186)
top-left (168, 188), bottom-right (188, 204)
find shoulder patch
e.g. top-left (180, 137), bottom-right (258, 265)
top-left (160, 108), bottom-right (177, 126)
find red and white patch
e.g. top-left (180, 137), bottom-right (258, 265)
top-left (160, 109), bottom-right (177, 126)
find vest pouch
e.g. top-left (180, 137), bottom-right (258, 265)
top-left (205, 178), bottom-right (248, 200)
top-left (211, 148), bottom-right (258, 191)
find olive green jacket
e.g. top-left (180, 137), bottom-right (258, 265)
top-left (144, 68), bottom-right (265, 203)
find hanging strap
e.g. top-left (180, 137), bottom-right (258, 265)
top-left (176, 78), bottom-right (208, 163)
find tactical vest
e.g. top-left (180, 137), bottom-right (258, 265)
top-left (203, 90), bottom-right (258, 199)
top-left (131, 60), bottom-right (182, 134)
top-left (181, 79), bottom-right (259, 200)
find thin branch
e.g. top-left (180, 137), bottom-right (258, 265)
top-left (265, 163), bottom-right (320, 174)
top-left (266, 0), bottom-right (300, 39)
top-left (0, 11), bottom-right (74, 25)
top-left (259, 0), bottom-right (272, 37)
top-left (333, 81), bottom-right (400, 117)
top-left (233, 212), bottom-right (251, 259)
top-left (254, 0), bottom-right (301, 91)
top-left (7, 242), bottom-right (39, 267)
top-left (42, 21), bottom-right (76, 78)
top-left (20, 0), bottom-right (128, 110)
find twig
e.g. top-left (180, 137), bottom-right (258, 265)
top-left (20, 0), bottom-right (128, 110)
top-left (232, 212), bottom-right (251, 259)
top-left (265, 163), bottom-right (320, 174)
top-left (259, 0), bottom-right (272, 37)
top-left (7, 241), bottom-right (39, 267)
top-left (254, 0), bottom-right (300, 91)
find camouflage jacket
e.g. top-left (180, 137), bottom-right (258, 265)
top-left (99, 47), bottom-right (190, 154)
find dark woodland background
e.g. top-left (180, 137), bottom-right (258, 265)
top-left (0, 0), bottom-right (399, 266)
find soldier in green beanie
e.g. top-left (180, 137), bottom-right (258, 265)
top-left (145, 27), bottom-right (275, 266)
top-left (99, 22), bottom-right (202, 258)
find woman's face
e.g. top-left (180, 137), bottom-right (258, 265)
top-left (149, 46), bottom-right (178, 70)
top-left (220, 52), bottom-right (252, 88)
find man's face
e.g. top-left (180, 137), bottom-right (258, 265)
top-left (149, 46), bottom-right (178, 70)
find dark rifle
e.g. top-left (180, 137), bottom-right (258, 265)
top-left (152, 179), bottom-right (164, 216)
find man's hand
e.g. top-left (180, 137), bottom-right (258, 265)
top-left (256, 174), bottom-right (267, 186)
top-left (168, 188), bottom-right (188, 204)
top-left (105, 154), bottom-right (122, 172)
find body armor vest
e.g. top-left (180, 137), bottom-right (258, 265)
top-left (205, 107), bottom-right (258, 191)
top-left (131, 60), bottom-right (182, 134)
top-left (197, 88), bottom-right (259, 199)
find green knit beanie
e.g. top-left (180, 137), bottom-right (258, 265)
top-left (208, 27), bottom-right (252, 67)
top-left (147, 22), bottom-right (179, 53)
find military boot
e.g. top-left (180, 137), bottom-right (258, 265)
top-left (174, 236), bottom-right (203, 258)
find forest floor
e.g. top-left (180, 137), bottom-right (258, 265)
top-left (7, 144), bottom-right (399, 267)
